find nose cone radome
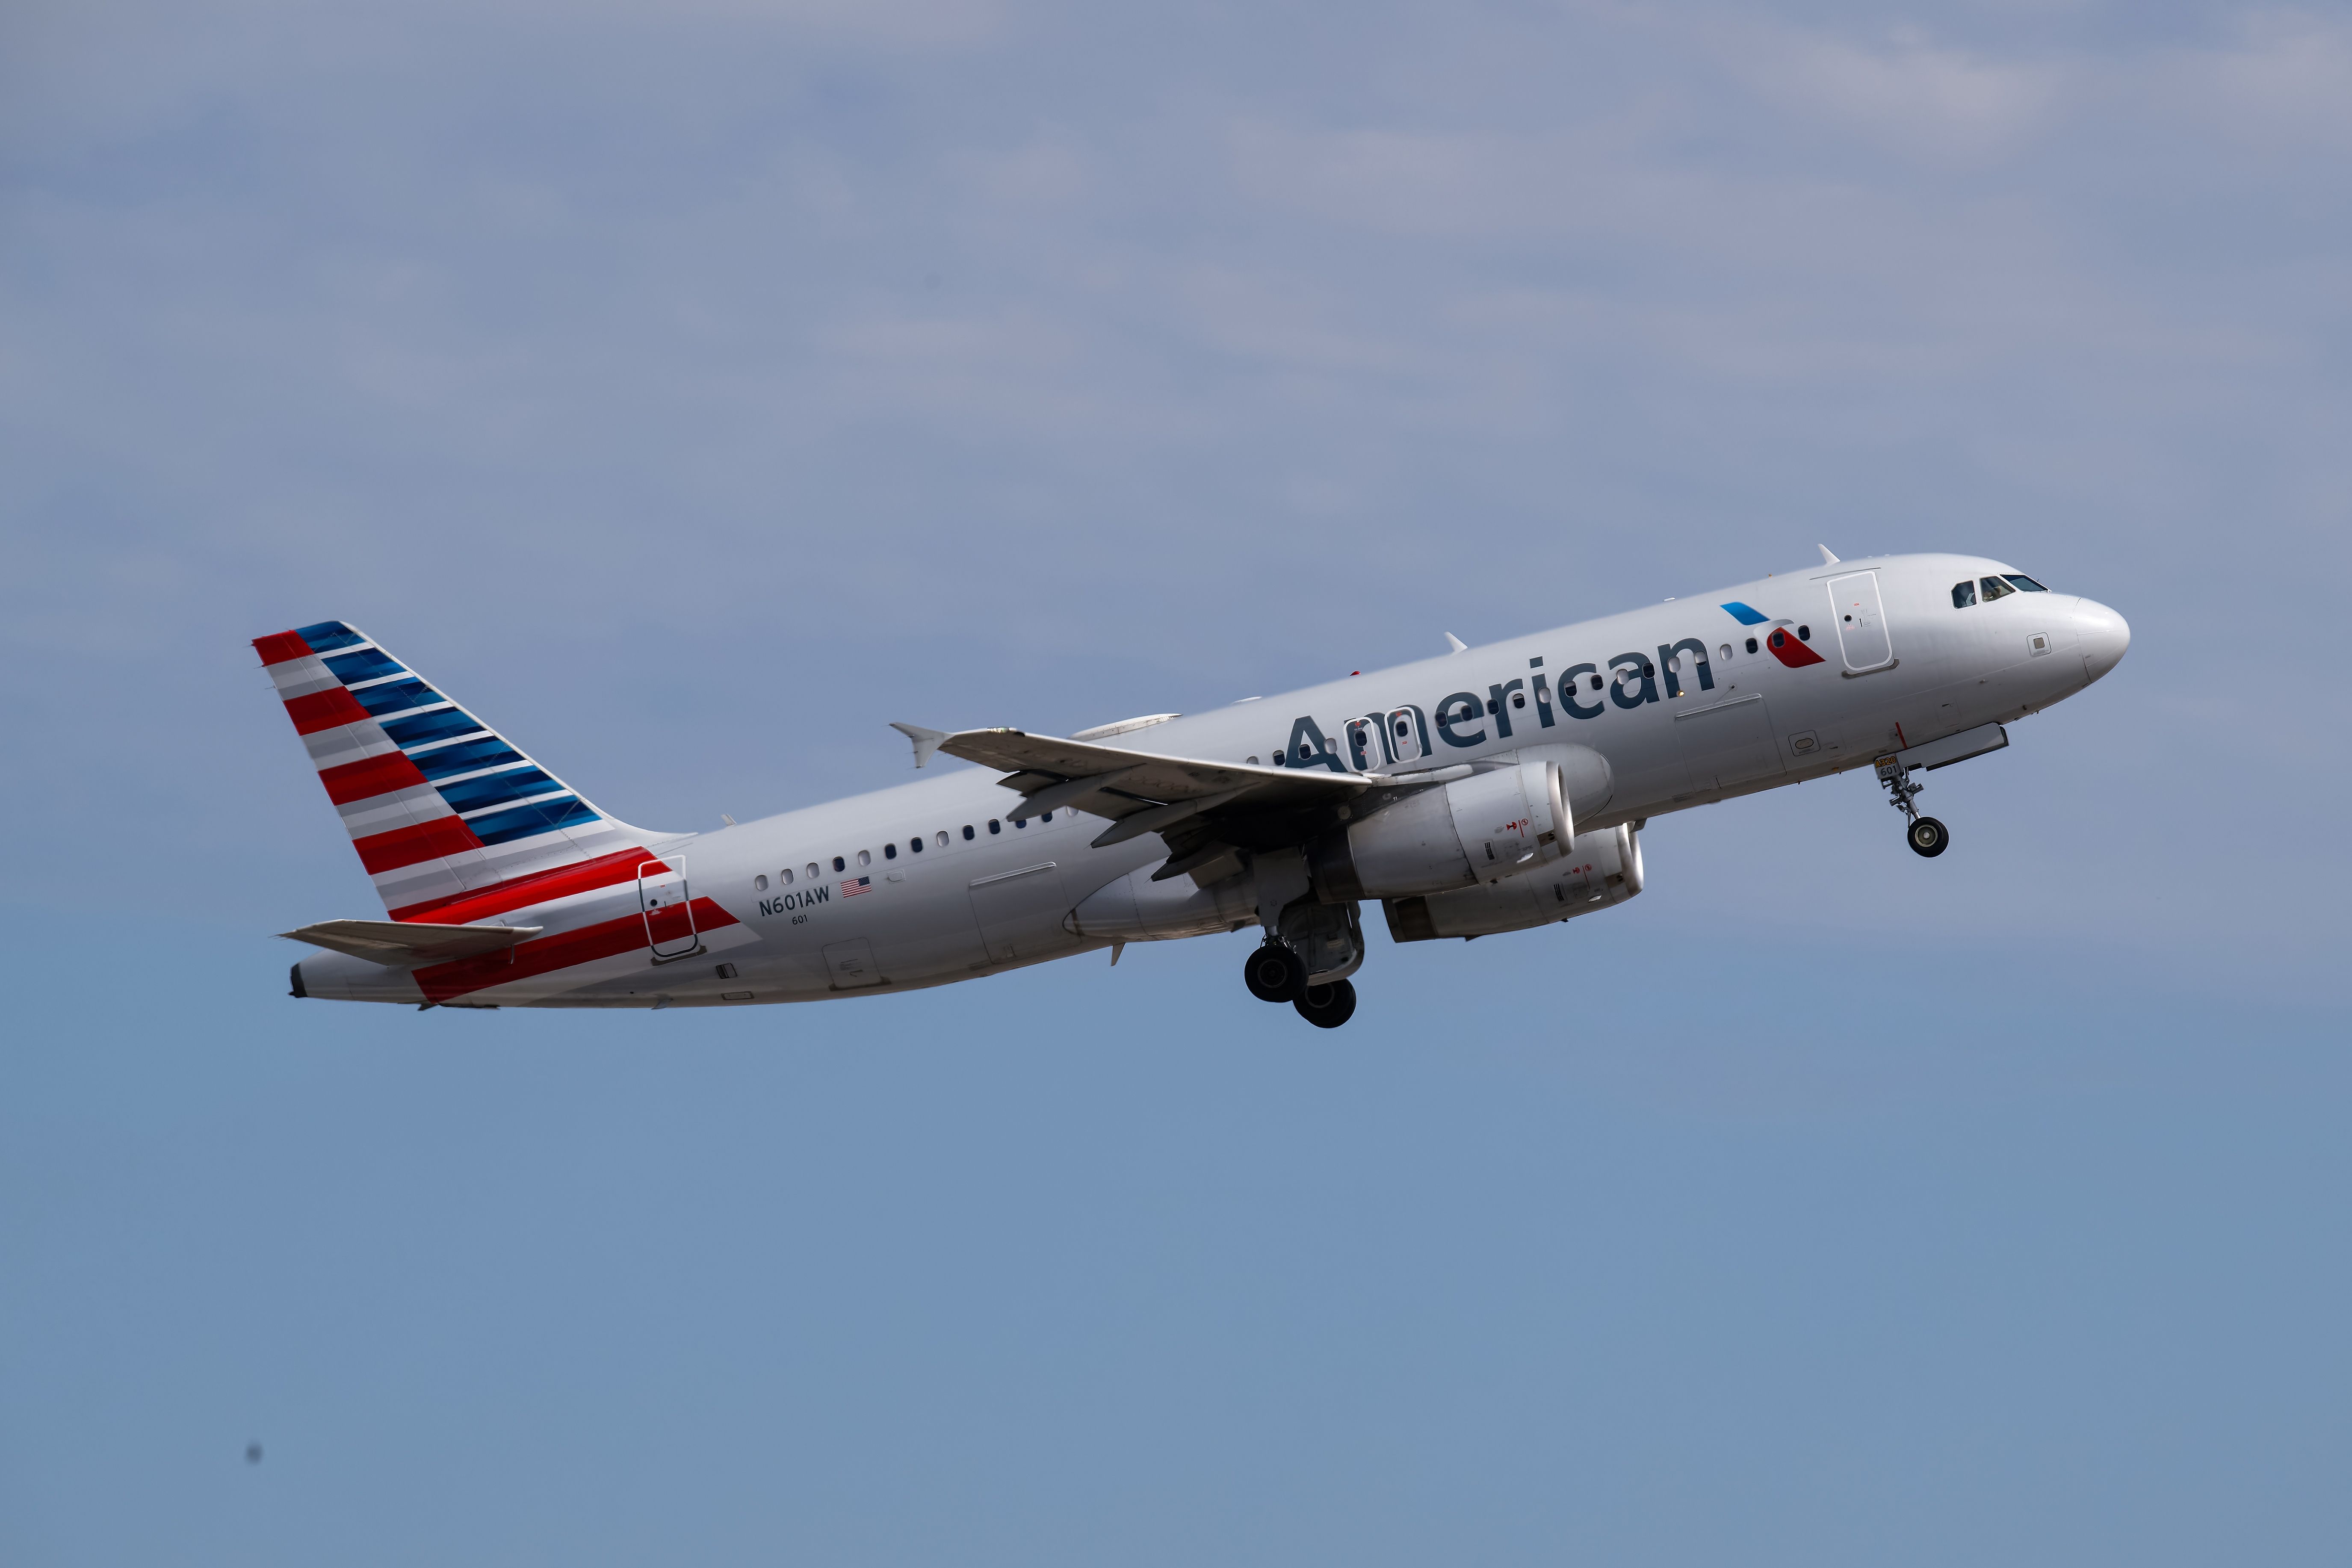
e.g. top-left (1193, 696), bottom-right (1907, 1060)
top-left (2075, 598), bottom-right (2130, 683)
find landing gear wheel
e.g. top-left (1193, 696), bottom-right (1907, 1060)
top-left (1294, 978), bottom-right (1357, 1029)
top-left (1907, 816), bottom-right (1950, 857)
top-left (1243, 942), bottom-right (1308, 1004)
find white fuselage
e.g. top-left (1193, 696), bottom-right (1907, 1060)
top-left (294, 553), bottom-right (2127, 1007)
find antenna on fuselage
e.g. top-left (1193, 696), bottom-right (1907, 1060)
top-left (1444, 632), bottom-right (1468, 654)
top-left (1818, 544), bottom-right (1841, 565)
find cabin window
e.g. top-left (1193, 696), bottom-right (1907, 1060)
top-left (1485, 698), bottom-right (1498, 715)
top-left (1247, 756), bottom-right (1260, 765)
top-left (754, 874), bottom-right (768, 891)
top-left (1014, 816), bottom-right (1028, 829)
top-left (806, 863), bottom-right (819, 880)
top-left (883, 842), bottom-right (897, 860)
top-left (1511, 692), bottom-right (1525, 709)
top-left (988, 819), bottom-right (1001, 834)
top-left (831, 856), bottom-right (845, 872)
top-left (1744, 638), bottom-right (1758, 655)
top-left (1796, 626), bottom-right (1811, 641)
top-left (936, 831), bottom-right (949, 847)
top-left (1719, 644), bottom-right (1732, 662)
top-left (908, 837), bottom-right (922, 853)
top-left (1952, 580), bottom-right (1977, 608)
top-left (1980, 576), bottom-right (2016, 602)
top-left (780, 867), bottom-right (795, 885)
top-left (2004, 574), bottom-right (2048, 592)
top-left (857, 849), bottom-right (872, 866)
top-left (1041, 810), bottom-right (1053, 822)
top-left (962, 825), bottom-right (975, 841)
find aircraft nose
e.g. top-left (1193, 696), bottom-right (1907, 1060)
top-left (2074, 597), bottom-right (2130, 683)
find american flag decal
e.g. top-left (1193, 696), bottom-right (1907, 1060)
top-left (839, 877), bottom-right (871, 897)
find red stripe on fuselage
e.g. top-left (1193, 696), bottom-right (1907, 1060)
top-left (253, 630), bottom-right (312, 667)
top-left (352, 815), bottom-right (484, 874)
top-left (319, 750), bottom-right (430, 805)
top-left (1767, 629), bottom-right (1826, 668)
top-left (284, 685), bottom-right (372, 735)
top-left (413, 897), bottom-right (740, 1004)
top-left (387, 846), bottom-right (664, 924)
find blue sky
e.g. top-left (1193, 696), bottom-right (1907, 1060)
top-left (3, 3), bottom-right (2347, 1562)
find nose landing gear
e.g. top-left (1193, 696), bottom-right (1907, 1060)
top-left (1876, 752), bottom-right (1950, 858)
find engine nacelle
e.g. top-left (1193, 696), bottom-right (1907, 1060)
top-left (1309, 744), bottom-right (1610, 902)
top-left (1383, 822), bottom-right (1643, 942)
top-left (1066, 865), bottom-right (1257, 942)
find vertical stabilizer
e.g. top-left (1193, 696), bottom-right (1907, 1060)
top-left (254, 620), bottom-right (675, 920)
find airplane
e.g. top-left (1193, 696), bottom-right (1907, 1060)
top-left (267, 549), bottom-right (2128, 1027)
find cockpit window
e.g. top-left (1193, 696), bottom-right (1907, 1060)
top-left (1980, 576), bottom-right (2016, 602)
top-left (2003, 574), bottom-right (2048, 592)
top-left (1952, 580), bottom-right (1977, 608)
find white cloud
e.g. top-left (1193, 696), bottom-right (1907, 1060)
top-left (2181, 11), bottom-right (2352, 148)
top-left (1734, 24), bottom-right (2062, 160)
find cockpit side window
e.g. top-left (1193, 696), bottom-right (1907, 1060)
top-left (1952, 580), bottom-right (1977, 608)
top-left (2003, 574), bottom-right (2048, 592)
top-left (1980, 576), bottom-right (2016, 602)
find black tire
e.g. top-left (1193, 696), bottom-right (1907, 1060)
top-left (1243, 942), bottom-right (1307, 1004)
top-left (1294, 977), bottom-right (1357, 1029)
top-left (1907, 816), bottom-right (1950, 858)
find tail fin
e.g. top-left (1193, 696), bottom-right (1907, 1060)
top-left (254, 620), bottom-right (670, 921)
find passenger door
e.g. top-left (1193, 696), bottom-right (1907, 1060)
top-left (638, 860), bottom-right (700, 959)
top-left (1826, 571), bottom-right (1895, 672)
top-left (967, 860), bottom-right (1071, 963)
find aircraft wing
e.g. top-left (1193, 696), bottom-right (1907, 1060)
top-left (914, 725), bottom-right (1397, 884)
top-left (940, 728), bottom-right (1360, 808)
top-left (279, 919), bottom-right (545, 967)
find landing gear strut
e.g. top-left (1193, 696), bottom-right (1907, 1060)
top-left (1876, 752), bottom-right (1950, 858)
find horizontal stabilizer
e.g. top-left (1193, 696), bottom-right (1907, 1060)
top-left (280, 919), bottom-right (544, 967)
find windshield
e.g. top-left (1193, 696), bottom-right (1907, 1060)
top-left (2003, 574), bottom-right (2048, 592)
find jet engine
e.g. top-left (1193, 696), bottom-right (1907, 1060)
top-left (1383, 822), bottom-right (1643, 942)
top-left (1308, 744), bottom-right (1610, 902)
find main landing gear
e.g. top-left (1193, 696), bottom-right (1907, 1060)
top-left (1875, 752), bottom-right (1950, 858)
top-left (1294, 979), bottom-right (1358, 1029)
top-left (1241, 941), bottom-right (1359, 1028)
top-left (1242, 941), bottom-right (1306, 1003)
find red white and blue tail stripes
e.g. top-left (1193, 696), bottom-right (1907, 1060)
top-left (254, 620), bottom-right (653, 920)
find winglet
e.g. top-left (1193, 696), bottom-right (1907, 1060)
top-left (1818, 544), bottom-right (1841, 565)
top-left (1444, 632), bottom-right (1468, 654)
top-left (889, 722), bottom-right (950, 768)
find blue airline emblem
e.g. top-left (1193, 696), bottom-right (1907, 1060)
top-left (1719, 601), bottom-right (1770, 625)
